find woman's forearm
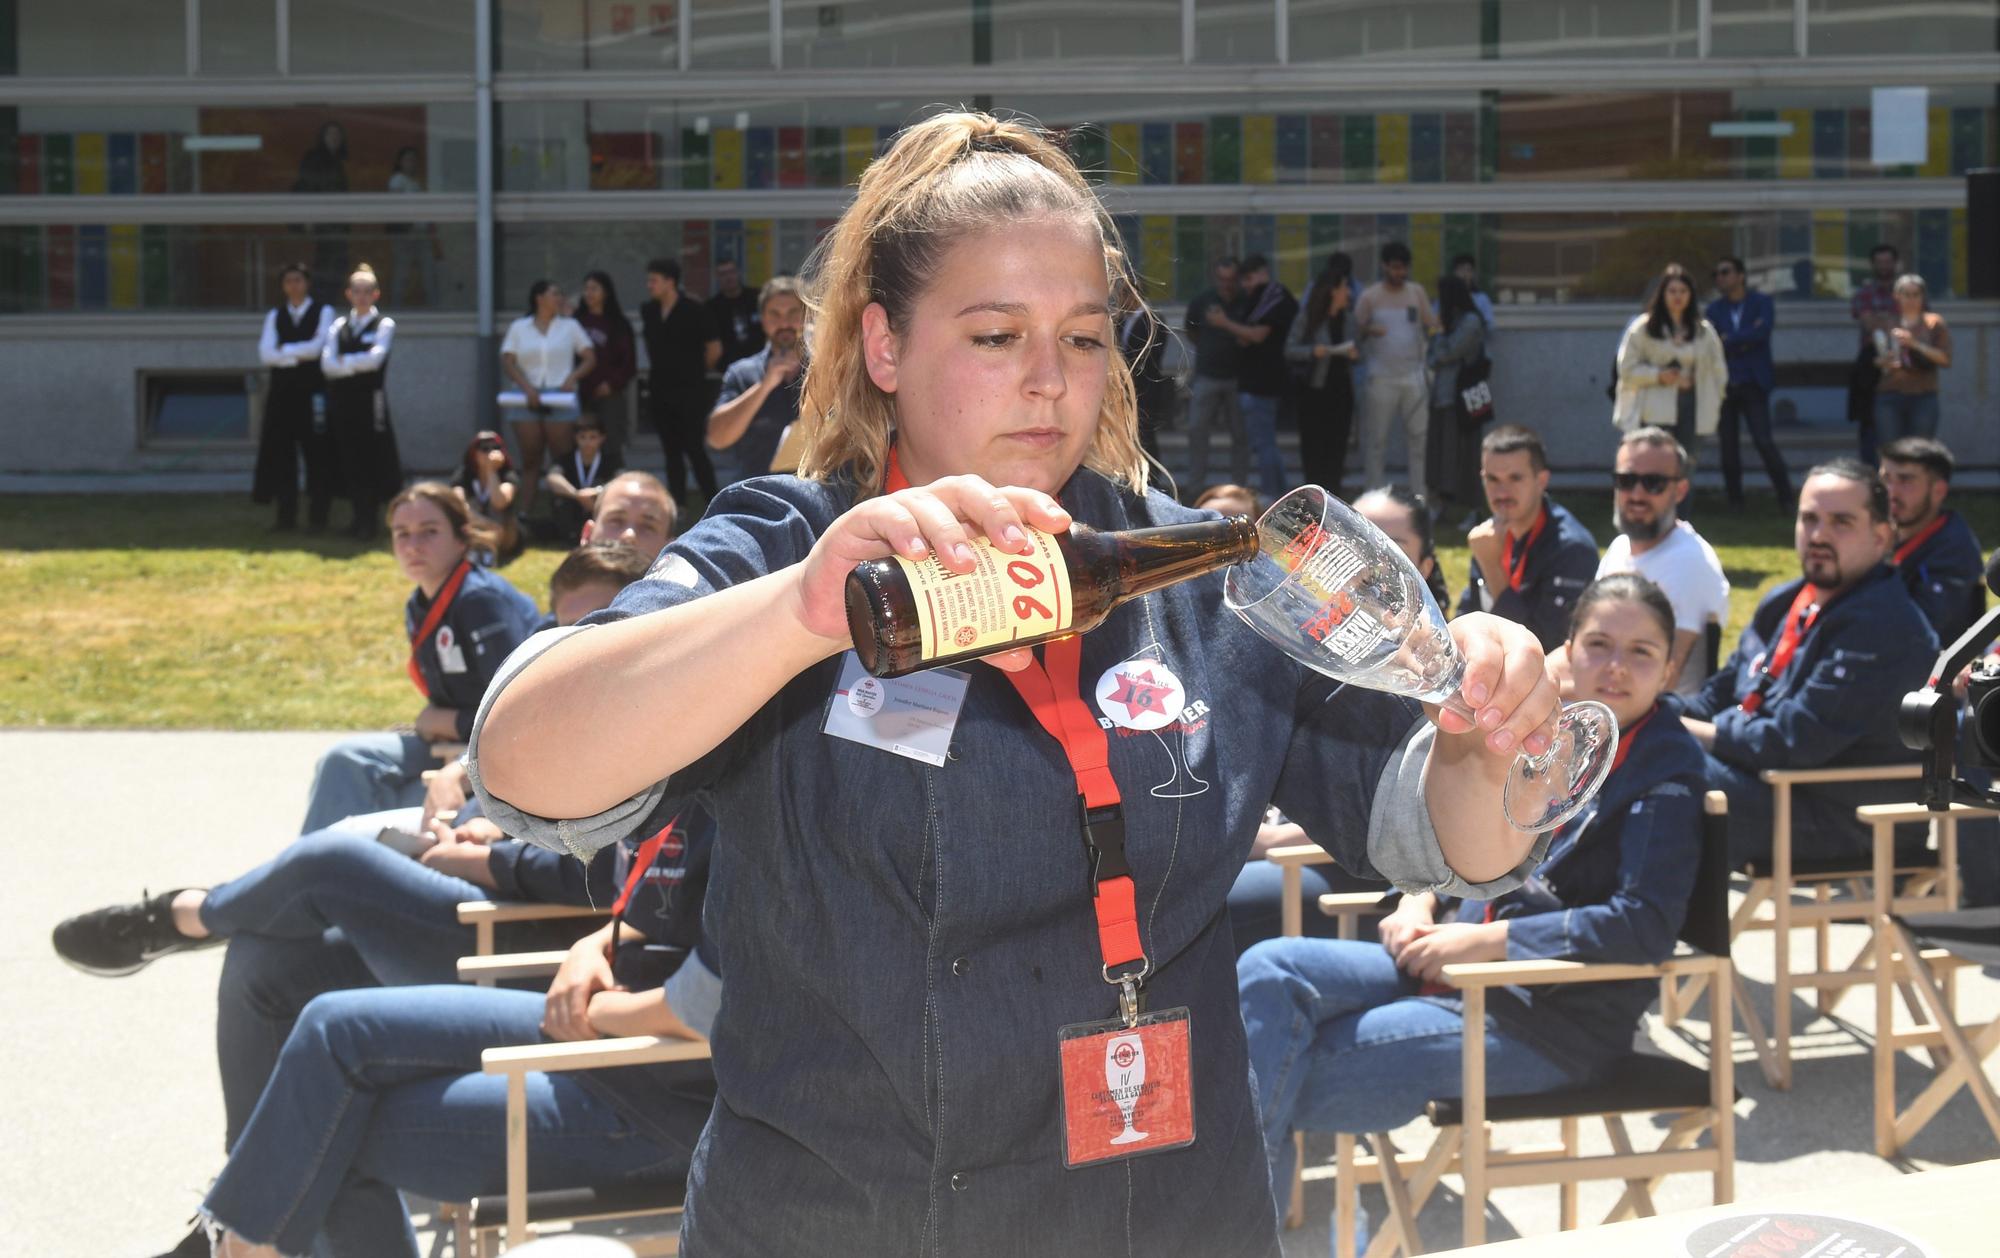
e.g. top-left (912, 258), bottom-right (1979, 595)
top-left (478, 569), bottom-right (846, 819)
top-left (501, 354), bottom-right (533, 392)
top-left (1423, 728), bottom-right (1533, 885)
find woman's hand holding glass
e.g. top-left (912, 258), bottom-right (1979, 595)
top-left (792, 474), bottom-right (1072, 670)
top-left (1436, 613), bottom-right (1559, 758)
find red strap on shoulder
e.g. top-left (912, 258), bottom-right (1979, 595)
top-left (407, 557), bottom-right (474, 700)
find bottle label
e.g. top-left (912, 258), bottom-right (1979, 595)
top-left (894, 527), bottom-right (1075, 661)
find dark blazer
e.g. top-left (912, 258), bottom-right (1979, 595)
top-left (1897, 510), bottom-right (1987, 647)
top-left (1705, 289), bottom-right (1776, 392)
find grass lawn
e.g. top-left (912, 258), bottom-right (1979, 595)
top-left (3, 487), bottom-right (1992, 730)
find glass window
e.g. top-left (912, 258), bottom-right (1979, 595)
top-left (289, 0), bottom-right (473, 74)
top-left (503, 219), bottom-right (833, 308)
top-left (0, 222), bottom-right (475, 313)
top-left (7, 0), bottom-right (186, 76)
top-left (1807, 0), bottom-right (2000, 56)
top-left (142, 371), bottom-right (254, 445)
top-left (1195, 0), bottom-right (1276, 63)
top-left (988, 2), bottom-right (1182, 63)
top-left (498, 0), bottom-right (682, 72)
top-left (691, 0), bottom-right (773, 67)
top-left (1290, 1), bottom-right (1483, 61)
top-left (0, 103), bottom-right (478, 195)
top-left (1494, 0), bottom-right (1698, 59)
top-left (201, 0), bottom-right (279, 76)
top-left (1708, 0), bottom-right (1797, 57)
top-left (780, 0), bottom-right (972, 68)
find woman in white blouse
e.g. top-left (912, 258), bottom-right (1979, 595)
top-left (501, 279), bottom-right (595, 513)
top-left (1613, 263), bottom-right (1726, 459)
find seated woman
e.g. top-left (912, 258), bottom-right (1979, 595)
top-left (159, 810), bottom-right (718, 1258)
top-left (450, 431), bottom-right (525, 562)
top-left (1227, 487), bottom-right (1452, 950)
top-left (1238, 573), bottom-right (1704, 1236)
top-left (299, 483), bottom-right (541, 835)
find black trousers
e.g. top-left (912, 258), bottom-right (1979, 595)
top-left (650, 378), bottom-right (717, 505)
top-left (254, 377), bottom-right (335, 528)
top-left (1295, 374), bottom-right (1354, 498)
top-left (1718, 381), bottom-right (1793, 506)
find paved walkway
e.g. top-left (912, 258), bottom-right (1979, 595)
top-left (4, 731), bottom-right (1995, 1257)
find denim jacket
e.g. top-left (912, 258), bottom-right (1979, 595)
top-left (405, 564), bottom-right (541, 740)
top-left (1441, 703), bottom-right (1706, 1072)
top-left (469, 469), bottom-right (1548, 1258)
top-left (1686, 563), bottom-right (1935, 854)
top-left (1455, 497), bottom-right (1602, 652)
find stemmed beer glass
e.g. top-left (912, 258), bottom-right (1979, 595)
top-left (1225, 485), bottom-right (1616, 833)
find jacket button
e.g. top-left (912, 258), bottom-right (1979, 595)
top-left (950, 1172), bottom-right (970, 1191)
top-left (951, 956), bottom-right (970, 977)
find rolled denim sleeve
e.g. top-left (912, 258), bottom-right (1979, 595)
top-left (1364, 722), bottom-right (1551, 900)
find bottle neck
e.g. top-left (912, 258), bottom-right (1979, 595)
top-left (1108, 516), bottom-right (1262, 602)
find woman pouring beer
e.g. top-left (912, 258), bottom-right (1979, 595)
top-left (468, 114), bottom-right (1558, 1256)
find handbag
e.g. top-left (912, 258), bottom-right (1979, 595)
top-left (1456, 353), bottom-right (1495, 424)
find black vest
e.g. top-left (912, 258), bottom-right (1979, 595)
top-left (274, 299), bottom-right (327, 351)
top-left (333, 313), bottom-right (390, 393)
top-left (270, 300), bottom-right (328, 392)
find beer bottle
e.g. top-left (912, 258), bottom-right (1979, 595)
top-left (846, 515), bottom-right (1261, 678)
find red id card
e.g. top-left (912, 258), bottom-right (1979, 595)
top-left (1056, 1006), bottom-right (1196, 1168)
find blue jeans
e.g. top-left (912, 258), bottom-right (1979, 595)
top-left (301, 731), bottom-right (440, 834)
top-left (202, 825), bottom-right (483, 1146)
top-left (203, 984), bottom-right (701, 1257)
top-left (1237, 938), bottom-right (1578, 1218)
top-left (1873, 391), bottom-right (1940, 445)
top-left (1239, 392), bottom-right (1288, 500)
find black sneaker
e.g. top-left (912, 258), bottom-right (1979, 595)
top-left (52, 889), bottom-right (219, 977)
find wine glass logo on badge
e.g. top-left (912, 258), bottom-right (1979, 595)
top-left (1225, 485), bottom-right (1617, 833)
top-left (1105, 1032), bottom-right (1149, 1146)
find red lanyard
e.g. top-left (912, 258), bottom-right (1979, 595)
top-left (407, 557), bottom-right (473, 699)
top-left (611, 820), bottom-right (678, 918)
top-left (883, 447), bottom-right (1144, 975)
top-left (1740, 583), bottom-right (1825, 714)
top-left (1608, 705), bottom-right (1657, 776)
top-left (1893, 513), bottom-right (1948, 568)
top-left (1502, 506), bottom-right (1548, 592)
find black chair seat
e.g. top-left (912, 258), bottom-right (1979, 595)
top-left (1741, 846), bottom-right (1939, 879)
top-left (1426, 1054), bottom-right (1727, 1127)
top-left (468, 1179), bottom-right (686, 1229)
top-left (1896, 907), bottom-right (2000, 970)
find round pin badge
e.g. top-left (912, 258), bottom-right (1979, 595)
top-left (847, 676), bottom-right (887, 718)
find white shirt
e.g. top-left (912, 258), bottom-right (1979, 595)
top-left (321, 310), bottom-right (396, 379)
top-left (501, 315), bottom-right (593, 389)
top-left (1596, 521), bottom-right (1731, 698)
top-left (258, 301), bottom-right (334, 368)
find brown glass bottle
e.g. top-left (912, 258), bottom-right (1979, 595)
top-left (845, 515), bottom-right (1261, 678)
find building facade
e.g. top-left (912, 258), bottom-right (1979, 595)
top-left (1, 0), bottom-right (1995, 480)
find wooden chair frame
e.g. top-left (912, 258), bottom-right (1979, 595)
top-left (1865, 801), bottom-right (1999, 1159)
top-left (1662, 764), bottom-right (1952, 1089)
top-left (1323, 792), bottom-right (1736, 1257)
top-left (459, 900), bottom-right (610, 968)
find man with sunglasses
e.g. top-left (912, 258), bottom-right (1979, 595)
top-left (1706, 256), bottom-right (1793, 509)
top-left (1595, 427), bottom-right (1729, 697)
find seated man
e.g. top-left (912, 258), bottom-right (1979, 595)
top-left (1457, 424), bottom-right (1601, 652)
top-left (1879, 436), bottom-right (1985, 647)
top-left (168, 807), bottom-right (718, 1258)
top-left (1589, 425), bottom-right (1730, 698)
top-left (1681, 460), bottom-right (1936, 867)
top-left (542, 410), bottom-right (623, 546)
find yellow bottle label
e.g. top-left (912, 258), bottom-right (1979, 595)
top-left (895, 527), bottom-right (1075, 661)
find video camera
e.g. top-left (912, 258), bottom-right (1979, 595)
top-left (1899, 555), bottom-right (2000, 809)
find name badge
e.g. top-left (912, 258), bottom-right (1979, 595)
top-left (1057, 1006), bottom-right (1197, 1168)
top-left (821, 651), bottom-right (968, 767)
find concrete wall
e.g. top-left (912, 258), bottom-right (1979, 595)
top-left (1, 302), bottom-right (1993, 483)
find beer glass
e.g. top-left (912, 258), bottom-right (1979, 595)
top-left (1225, 485), bottom-right (1616, 833)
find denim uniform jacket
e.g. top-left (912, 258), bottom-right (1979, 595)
top-left (469, 469), bottom-right (1549, 1258)
top-left (1705, 291), bottom-right (1776, 392)
top-left (1897, 510), bottom-right (1987, 648)
top-left (1685, 563), bottom-right (1935, 853)
top-left (406, 564), bottom-right (541, 740)
top-left (1440, 706), bottom-right (1706, 1073)
top-left (1455, 497), bottom-right (1601, 653)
